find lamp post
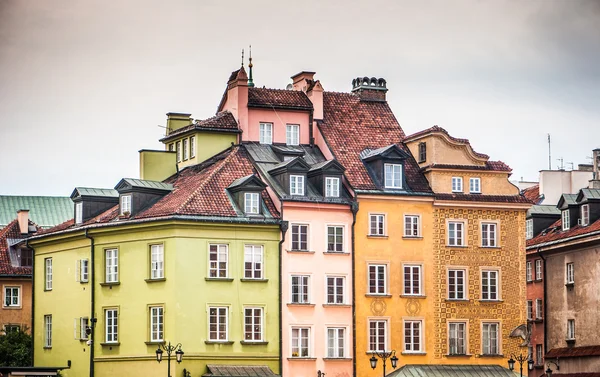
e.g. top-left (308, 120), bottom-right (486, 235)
top-left (369, 350), bottom-right (399, 377)
top-left (508, 353), bottom-right (534, 377)
top-left (156, 342), bottom-right (184, 377)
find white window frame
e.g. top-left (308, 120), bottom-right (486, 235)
top-left (326, 327), bottom-right (345, 358)
top-left (403, 264), bottom-right (422, 296)
top-left (76, 317), bottom-right (89, 340)
top-left (45, 258), bottom-right (52, 290)
top-left (567, 319), bottom-right (575, 340)
top-left (149, 306), bottom-right (164, 342)
top-left (291, 275), bottom-right (310, 304)
top-left (481, 269), bottom-right (500, 301)
top-left (244, 192), bottom-right (260, 214)
top-left (290, 175), bottom-right (305, 196)
top-left (80, 259), bottom-right (89, 283)
top-left (259, 122), bottom-right (273, 144)
top-left (535, 299), bottom-right (543, 320)
top-left (326, 225), bottom-right (344, 252)
top-left (120, 194), bottom-right (132, 215)
top-left (368, 319), bottom-right (387, 352)
top-left (448, 221), bottom-right (465, 246)
top-left (526, 261), bottom-right (533, 282)
top-left (404, 215), bottom-right (420, 237)
top-left (244, 245), bottom-right (264, 279)
top-left (105, 309), bottom-right (118, 343)
top-left (326, 276), bottom-right (345, 304)
top-left (190, 136), bottom-right (196, 158)
top-left (481, 222), bottom-right (497, 247)
top-left (183, 138), bottom-right (188, 160)
top-left (209, 244), bottom-right (229, 278)
top-left (566, 262), bottom-right (574, 284)
top-left (176, 141), bottom-right (182, 162)
top-left (3, 286), bottom-right (20, 307)
top-left (291, 224), bottom-right (309, 251)
top-left (448, 321), bottom-right (467, 355)
top-left (105, 248), bottom-right (119, 283)
top-left (75, 202), bottom-right (83, 224)
top-left (369, 214), bottom-right (386, 236)
top-left (535, 259), bottom-right (542, 280)
top-left (150, 244), bottom-right (164, 279)
top-left (44, 315), bottom-right (52, 348)
top-left (581, 204), bottom-right (590, 226)
top-left (527, 300), bottom-right (533, 320)
top-left (368, 264), bottom-right (387, 295)
top-left (384, 163), bottom-right (402, 189)
top-left (469, 177), bottom-right (481, 193)
top-left (562, 210), bottom-right (570, 231)
top-left (452, 177), bottom-right (463, 193)
top-left (403, 320), bottom-right (423, 353)
top-left (244, 307), bottom-right (263, 342)
top-left (482, 322), bottom-right (499, 355)
top-left (448, 268), bottom-right (466, 300)
top-left (536, 344), bottom-right (543, 366)
top-left (526, 219), bottom-right (533, 239)
top-left (286, 124), bottom-right (300, 146)
top-left (208, 306), bottom-right (229, 341)
top-left (325, 177), bottom-right (340, 197)
top-left (291, 327), bottom-right (310, 358)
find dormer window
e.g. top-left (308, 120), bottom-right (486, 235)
top-left (75, 202), bottom-right (83, 224)
top-left (526, 219), bottom-right (533, 239)
top-left (176, 141), bottom-right (182, 162)
top-left (581, 204), bottom-right (590, 226)
top-left (290, 175), bottom-right (305, 196)
top-left (384, 164), bottom-right (402, 189)
top-left (418, 142), bottom-right (426, 163)
top-left (260, 123), bottom-right (273, 144)
top-left (562, 210), bottom-right (570, 231)
top-left (452, 177), bottom-right (463, 193)
top-left (120, 195), bottom-right (132, 215)
top-left (286, 124), bottom-right (300, 146)
top-left (469, 178), bottom-right (481, 193)
top-left (325, 177), bottom-right (340, 197)
top-left (244, 192), bottom-right (260, 214)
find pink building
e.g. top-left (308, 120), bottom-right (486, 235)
top-left (220, 67), bottom-right (355, 377)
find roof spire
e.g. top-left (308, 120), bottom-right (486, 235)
top-left (241, 48), bottom-right (244, 67)
top-left (248, 45), bottom-right (255, 87)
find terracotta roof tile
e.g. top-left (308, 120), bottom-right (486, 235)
top-left (546, 345), bottom-right (600, 359)
top-left (522, 184), bottom-right (541, 204)
top-left (527, 217), bottom-right (600, 248)
top-left (435, 193), bottom-right (532, 204)
top-left (161, 112), bottom-right (240, 142)
top-left (318, 92), bottom-right (431, 193)
top-left (0, 219), bottom-right (38, 276)
top-left (404, 125), bottom-right (490, 159)
top-left (247, 87), bottom-right (313, 110)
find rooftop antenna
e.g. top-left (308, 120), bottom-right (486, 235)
top-left (241, 48), bottom-right (244, 67)
top-left (547, 133), bottom-right (552, 170)
top-left (567, 162), bottom-right (574, 171)
top-left (557, 157), bottom-right (564, 170)
top-left (248, 45), bottom-right (255, 87)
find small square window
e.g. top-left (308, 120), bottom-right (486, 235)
top-left (325, 177), bottom-right (340, 197)
top-left (384, 164), bottom-right (402, 188)
top-left (4, 286), bottom-right (20, 307)
top-left (452, 177), bottom-right (463, 193)
top-left (469, 178), bottom-right (481, 193)
top-left (244, 192), bottom-right (260, 214)
top-left (120, 195), bottom-right (132, 215)
top-left (290, 175), bottom-right (305, 196)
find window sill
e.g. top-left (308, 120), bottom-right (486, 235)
top-left (400, 295), bottom-right (426, 299)
top-left (205, 278), bottom-right (234, 282)
top-left (145, 340), bottom-right (165, 346)
top-left (565, 282), bottom-right (575, 288)
top-left (323, 252), bottom-right (350, 255)
top-left (287, 357), bottom-right (316, 361)
top-left (240, 341), bottom-right (268, 345)
top-left (205, 340), bottom-right (234, 345)
top-left (401, 352), bottom-right (426, 356)
top-left (446, 245), bottom-right (468, 248)
top-left (79, 281), bottom-right (89, 284)
top-left (287, 303), bottom-right (315, 307)
top-left (145, 278), bottom-right (166, 283)
top-left (100, 282), bottom-right (120, 287)
top-left (526, 280), bottom-right (533, 284)
top-left (322, 304), bottom-right (351, 308)
top-left (403, 236), bottom-right (423, 240)
top-left (445, 298), bottom-right (469, 302)
top-left (534, 364), bottom-right (545, 369)
top-left (534, 279), bottom-right (543, 282)
top-left (43, 346), bottom-right (52, 349)
top-left (100, 342), bottom-right (120, 347)
top-left (481, 246), bottom-right (500, 249)
top-left (286, 250), bottom-right (315, 254)
top-left (2, 306), bottom-right (22, 310)
top-left (479, 299), bottom-right (503, 303)
top-left (365, 294), bottom-right (392, 298)
top-left (566, 339), bottom-right (576, 345)
top-left (479, 354), bottom-right (504, 358)
top-left (323, 358), bottom-right (352, 361)
top-left (44, 289), bottom-right (52, 292)
top-left (445, 354), bottom-right (473, 358)
top-left (240, 278), bottom-right (269, 283)
top-left (367, 235), bottom-right (388, 239)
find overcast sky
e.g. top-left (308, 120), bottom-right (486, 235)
top-left (1, 0), bottom-right (599, 196)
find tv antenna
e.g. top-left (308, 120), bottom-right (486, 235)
top-left (547, 134), bottom-right (552, 170)
top-left (557, 157), bottom-right (564, 170)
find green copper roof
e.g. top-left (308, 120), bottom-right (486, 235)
top-left (388, 365), bottom-right (518, 377)
top-left (0, 196), bottom-right (73, 228)
top-left (73, 187), bottom-right (118, 198)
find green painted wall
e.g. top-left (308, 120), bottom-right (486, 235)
top-left (139, 150), bottom-right (177, 182)
top-left (32, 220), bottom-right (281, 377)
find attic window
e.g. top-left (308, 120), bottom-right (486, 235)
top-left (286, 124), bottom-right (300, 146)
top-left (244, 192), bottom-right (260, 214)
top-left (120, 195), bottom-right (132, 215)
top-left (290, 175), bottom-right (305, 196)
top-left (384, 164), bottom-right (402, 189)
top-left (75, 202), bottom-right (83, 224)
top-left (581, 204), bottom-right (589, 226)
top-left (562, 210), bottom-right (570, 231)
top-left (452, 177), bottom-right (463, 193)
top-left (418, 142), bottom-right (426, 163)
top-left (526, 219), bottom-right (533, 240)
top-left (325, 177), bottom-right (340, 197)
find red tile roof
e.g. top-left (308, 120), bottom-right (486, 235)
top-left (318, 92), bottom-right (431, 193)
top-left (247, 87), bottom-right (313, 111)
top-left (404, 125), bottom-right (490, 159)
top-left (434, 193), bottom-right (532, 204)
top-left (160, 111), bottom-right (240, 142)
top-left (423, 162), bottom-right (512, 172)
top-left (522, 184), bottom-right (541, 204)
top-left (0, 219), bottom-right (38, 276)
top-left (546, 345), bottom-right (600, 359)
top-left (527, 217), bottom-right (600, 248)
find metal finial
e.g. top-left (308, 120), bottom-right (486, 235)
top-left (241, 48), bottom-right (244, 67)
top-left (248, 44), bottom-right (255, 87)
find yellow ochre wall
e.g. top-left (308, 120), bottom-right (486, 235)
top-left (424, 170), bottom-right (519, 196)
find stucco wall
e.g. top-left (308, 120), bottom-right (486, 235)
top-left (247, 109), bottom-right (310, 145)
top-left (425, 171), bottom-right (518, 195)
top-left (0, 277), bottom-right (32, 333)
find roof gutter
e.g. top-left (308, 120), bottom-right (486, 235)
top-left (85, 229), bottom-right (95, 377)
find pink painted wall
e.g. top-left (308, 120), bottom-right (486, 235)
top-left (281, 202), bottom-right (354, 377)
top-left (314, 123), bottom-right (334, 160)
top-left (246, 109), bottom-right (310, 144)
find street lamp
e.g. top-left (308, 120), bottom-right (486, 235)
top-left (508, 353), bottom-right (534, 377)
top-left (545, 366), bottom-right (552, 377)
top-left (156, 342), bottom-right (184, 377)
top-left (369, 350), bottom-right (399, 377)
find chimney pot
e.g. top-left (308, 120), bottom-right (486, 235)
top-left (351, 76), bottom-right (388, 101)
top-left (17, 209), bottom-right (29, 235)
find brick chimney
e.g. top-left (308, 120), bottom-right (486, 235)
top-left (291, 71), bottom-right (324, 120)
top-left (351, 76), bottom-right (388, 102)
top-left (17, 209), bottom-right (29, 234)
top-left (590, 148), bottom-right (600, 189)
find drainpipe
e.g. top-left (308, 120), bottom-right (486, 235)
top-left (278, 214), bottom-right (288, 377)
top-left (85, 230), bottom-right (95, 377)
top-left (309, 109), bottom-right (315, 147)
top-left (350, 201), bottom-right (358, 377)
top-left (536, 247), bottom-right (548, 361)
top-left (26, 240), bottom-right (35, 363)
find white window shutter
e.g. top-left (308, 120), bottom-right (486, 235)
top-left (74, 318), bottom-right (78, 339)
top-left (75, 260), bottom-right (80, 282)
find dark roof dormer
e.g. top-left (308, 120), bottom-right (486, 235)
top-left (526, 205), bottom-right (561, 238)
top-left (114, 178), bottom-right (173, 217)
top-left (307, 159), bottom-right (346, 198)
top-left (70, 187), bottom-right (119, 225)
top-left (270, 145), bottom-right (305, 161)
top-left (557, 193), bottom-right (579, 230)
top-left (268, 157), bottom-right (310, 197)
top-left (575, 188), bottom-right (600, 226)
top-left (227, 174), bottom-right (268, 216)
top-left (361, 144), bottom-right (409, 191)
